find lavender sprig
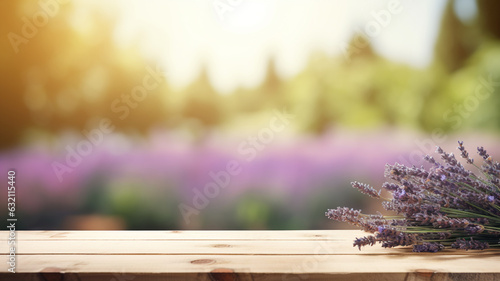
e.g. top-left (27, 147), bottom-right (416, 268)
top-left (326, 141), bottom-right (500, 252)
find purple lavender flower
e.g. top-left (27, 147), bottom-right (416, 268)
top-left (353, 236), bottom-right (376, 250)
top-left (393, 189), bottom-right (406, 199)
top-left (458, 140), bottom-right (474, 164)
top-left (465, 224), bottom-right (485, 235)
top-left (451, 238), bottom-right (490, 251)
top-left (413, 242), bottom-right (444, 253)
top-left (351, 181), bottom-right (381, 199)
top-left (325, 207), bottom-right (361, 225)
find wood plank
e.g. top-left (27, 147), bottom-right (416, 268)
top-left (0, 230), bottom-right (360, 241)
top-left (2, 272), bottom-right (500, 281)
top-left (6, 272), bottom-right (494, 281)
top-left (3, 254), bottom-right (500, 274)
top-left (2, 239), bottom-right (499, 256)
top-left (1, 230), bottom-right (498, 280)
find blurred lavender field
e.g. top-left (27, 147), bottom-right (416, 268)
top-left (1, 129), bottom-right (499, 230)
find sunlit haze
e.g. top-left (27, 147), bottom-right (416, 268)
top-left (75, 0), bottom-right (447, 93)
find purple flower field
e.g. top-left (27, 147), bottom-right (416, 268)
top-left (1, 130), bottom-right (498, 230)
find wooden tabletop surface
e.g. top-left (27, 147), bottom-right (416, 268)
top-left (1, 230), bottom-right (499, 280)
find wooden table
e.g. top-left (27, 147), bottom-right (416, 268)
top-left (1, 230), bottom-right (499, 280)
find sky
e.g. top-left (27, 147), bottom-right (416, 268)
top-left (76, 0), bottom-right (450, 93)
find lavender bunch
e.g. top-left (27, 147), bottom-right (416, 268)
top-left (326, 141), bottom-right (500, 252)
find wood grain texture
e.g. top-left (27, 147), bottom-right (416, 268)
top-left (0, 230), bottom-right (499, 281)
top-left (0, 230), bottom-right (359, 241)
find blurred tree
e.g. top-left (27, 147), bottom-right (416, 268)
top-left (0, 1), bottom-right (170, 151)
top-left (342, 32), bottom-right (376, 63)
top-left (181, 65), bottom-right (223, 128)
top-left (258, 58), bottom-right (287, 108)
top-left (434, 0), bottom-right (478, 73)
top-left (0, 1), bottom-right (48, 149)
top-left (307, 84), bottom-right (331, 135)
top-left (427, 0), bottom-right (500, 132)
top-left (476, 0), bottom-right (500, 39)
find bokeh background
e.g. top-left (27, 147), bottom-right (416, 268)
top-left (1, 0), bottom-right (500, 230)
